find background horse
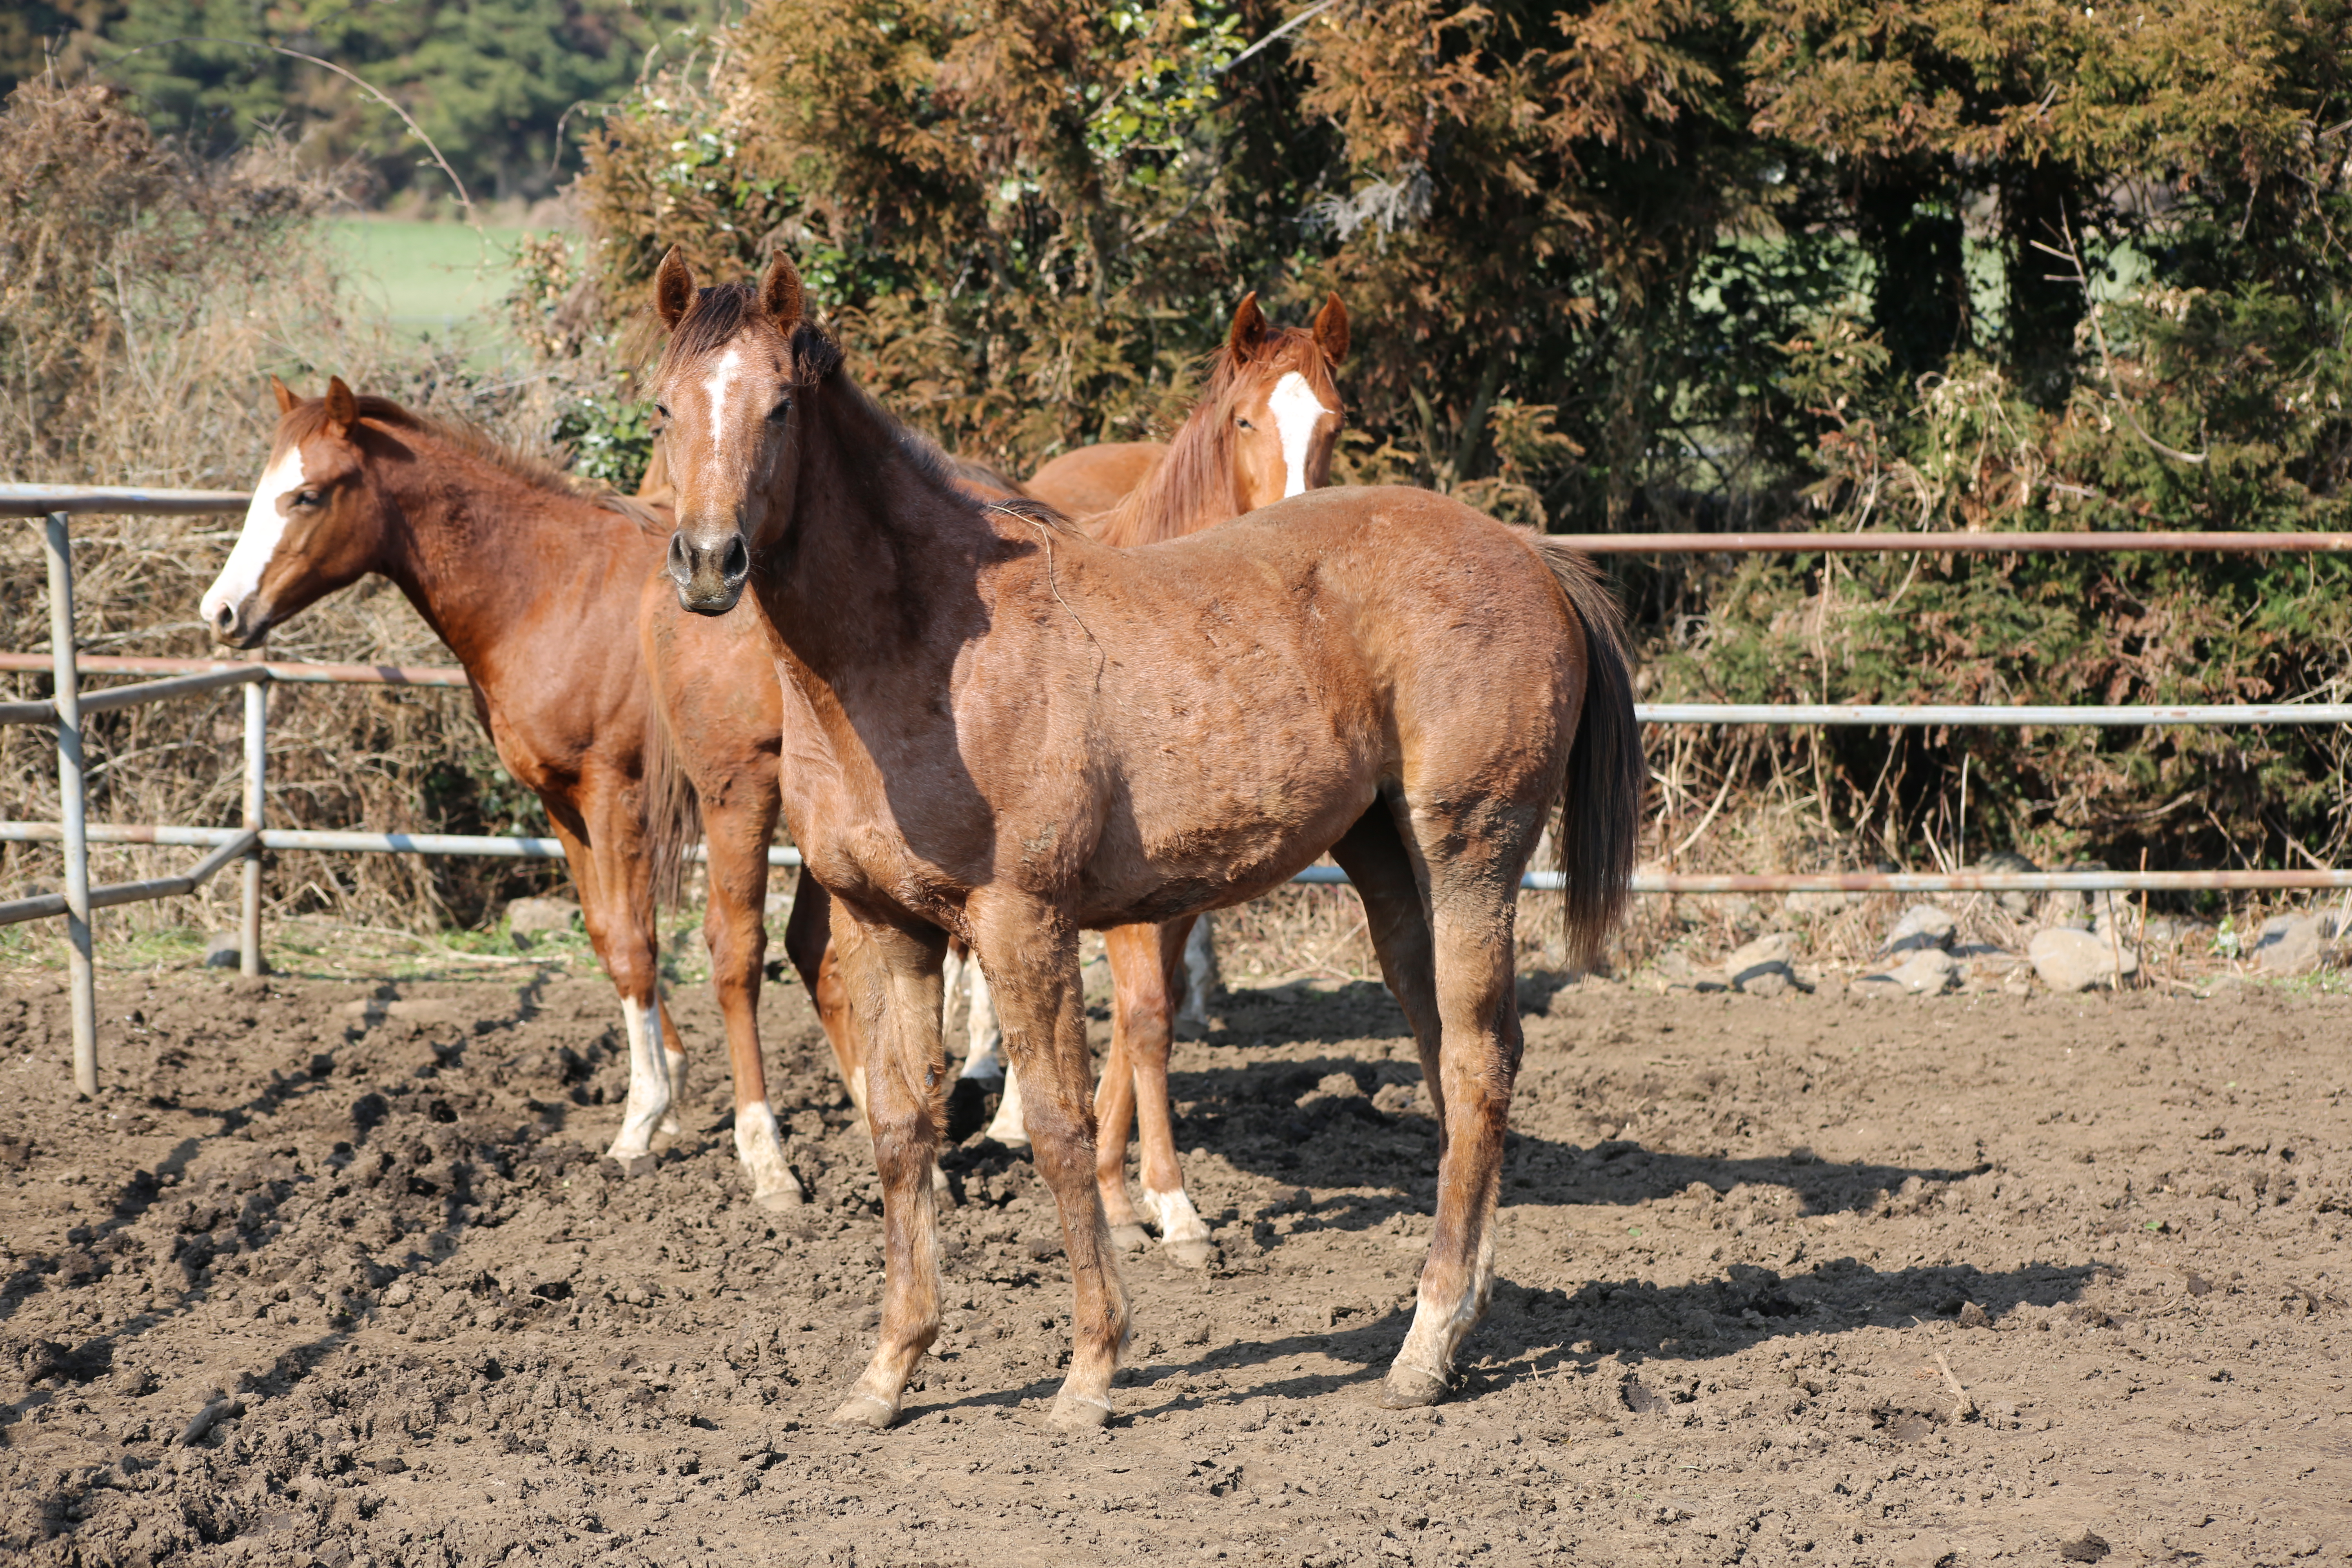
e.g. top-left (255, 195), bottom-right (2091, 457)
top-left (1023, 290), bottom-right (1346, 530)
top-left (200, 377), bottom-right (812, 1209)
top-left (650, 249), bottom-right (1641, 1432)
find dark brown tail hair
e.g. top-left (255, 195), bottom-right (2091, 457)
top-left (1534, 538), bottom-right (1644, 971)
top-left (641, 668), bottom-right (703, 913)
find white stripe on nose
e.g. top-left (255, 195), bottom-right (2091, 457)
top-left (1268, 372), bottom-right (1331, 499)
top-left (200, 446), bottom-right (306, 626)
top-left (702, 347), bottom-right (745, 457)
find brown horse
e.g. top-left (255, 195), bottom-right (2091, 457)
top-left (198, 377), bottom-right (813, 1209)
top-left (1023, 289), bottom-right (1346, 528)
top-left (650, 250), bottom-right (1642, 1431)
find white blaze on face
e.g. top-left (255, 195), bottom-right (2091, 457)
top-left (200, 445), bottom-right (306, 628)
top-left (1268, 371), bottom-right (1332, 499)
top-left (701, 346), bottom-right (746, 459)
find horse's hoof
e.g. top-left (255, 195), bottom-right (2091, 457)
top-left (831, 1392), bottom-right (899, 1431)
top-left (1047, 1392), bottom-right (1112, 1433)
top-left (753, 1182), bottom-right (803, 1212)
top-left (657, 1117), bottom-right (683, 1139)
top-left (1110, 1223), bottom-right (1149, 1253)
top-left (1375, 1365), bottom-right (1450, 1409)
top-left (609, 1152), bottom-right (655, 1178)
top-left (1163, 1236), bottom-right (1215, 1272)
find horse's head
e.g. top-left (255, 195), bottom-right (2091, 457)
top-left (1216, 291), bottom-right (1348, 511)
top-left (201, 376), bottom-right (387, 648)
top-left (650, 246), bottom-right (838, 615)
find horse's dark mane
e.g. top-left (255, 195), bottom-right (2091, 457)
top-left (1089, 327), bottom-right (1340, 549)
top-left (275, 392), bottom-right (663, 530)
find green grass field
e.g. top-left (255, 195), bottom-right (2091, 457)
top-left (324, 216), bottom-right (552, 349)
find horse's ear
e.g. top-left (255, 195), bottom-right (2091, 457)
top-left (654, 246), bottom-right (696, 330)
top-left (1227, 291), bottom-right (1270, 362)
top-left (1313, 292), bottom-right (1350, 365)
top-left (323, 376), bottom-right (357, 439)
top-left (759, 250), bottom-right (804, 327)
top-left (270, 375), bottom-right (299, 414)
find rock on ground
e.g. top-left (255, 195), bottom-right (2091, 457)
top-left (1854, 947), bottom-right (1960, 996)
top-left (505, 896), bottom-right (583, 935)
top-left (1883, 904), bottom-right (1957, 955)
top-left (2029, 927), bottom-right (2139, 992)
top-left (1724, 933), bottom-right (1804, 996)
top-left (2252, 912), bottom-right (2340, 975)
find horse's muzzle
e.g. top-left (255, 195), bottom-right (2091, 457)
top-left (205, 596), bottom-right (267, 650)
top-left (668, 529), bottom-right (750, 616)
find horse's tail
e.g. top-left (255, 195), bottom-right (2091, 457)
top-left (1534, 538), bottom-right (1644, 971)
top-left (641, 662), bottom-right (702, 914)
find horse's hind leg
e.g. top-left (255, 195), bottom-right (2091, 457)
top-left (1329, 805), bottom-right (1446, 1134)
top-left (970, 964), bottom-right (1029, 1149)
top-left (784, 877), bottom-right (869, 1118)
top-left (702, 787), bottom-right (801, 1209)
top-left (1376, 802), bottom-right (1539, 1409)
top-left (1091, 947), bottom-right (1145, 1252)
top-left (554, 815), bottom-right (670, 1175)
top-left (1100, 918), bottom-right (1211, 1268)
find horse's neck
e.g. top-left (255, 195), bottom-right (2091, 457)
top-left (372, 439), bottom-right (626, 672)
top-left (767, 393), bottom-right (989, 696)
top-left (1090, 399), bottom-right (1231, 547)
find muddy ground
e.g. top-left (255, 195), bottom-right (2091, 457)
top-left (0, 953), bottom-right (2345, 1568)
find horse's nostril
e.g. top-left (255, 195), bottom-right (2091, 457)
top-left (212, 602), bottom-right (235, 633)
top-left (666, 531), bottom-right (691, 580)
top-left (723, 536), bottom-right (750, 582)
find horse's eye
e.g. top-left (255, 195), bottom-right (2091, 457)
top-left (653, 404), bottom-right (670, 421)
top-left (1236, 418), bottom-right (1256, 431)
top-left (292, 489), bottom-right (321, 508)
top-left (767, 398), bottom-right (792, 423)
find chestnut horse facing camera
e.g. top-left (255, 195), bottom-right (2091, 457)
top-left (1025, 290), bottom-right (1349, 530)
top-left (650, 284), bottom-right (1354, 1268)
top-left (649, 247), bottom-right (1642, 1432)
top-left (198, 376), bottom-right (817, 1210)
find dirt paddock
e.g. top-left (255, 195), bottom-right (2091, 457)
top-left (0, 956), bottom-right (2344, 1567)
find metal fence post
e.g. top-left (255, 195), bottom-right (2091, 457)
top-left (43, 511), bottom-right (96, 1096)
top-left (240, 661), bottom-right (266, 975)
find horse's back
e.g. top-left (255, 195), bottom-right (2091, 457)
top-left (1026, 441), bottom-right (1166, 519)
top-left (1042, 486), bottom-right (1581, 905)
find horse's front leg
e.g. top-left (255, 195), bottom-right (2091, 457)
top-left (827, 902), bottom-right (949, 1430)
top-left (972, 896), bottom-right (1129, 1431)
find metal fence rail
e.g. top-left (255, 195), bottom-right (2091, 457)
top-left (11, 497), bottom-right (2352, 1098)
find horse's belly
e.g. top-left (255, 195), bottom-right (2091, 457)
top-left (1080, 741), bottom-right (1378, 922)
